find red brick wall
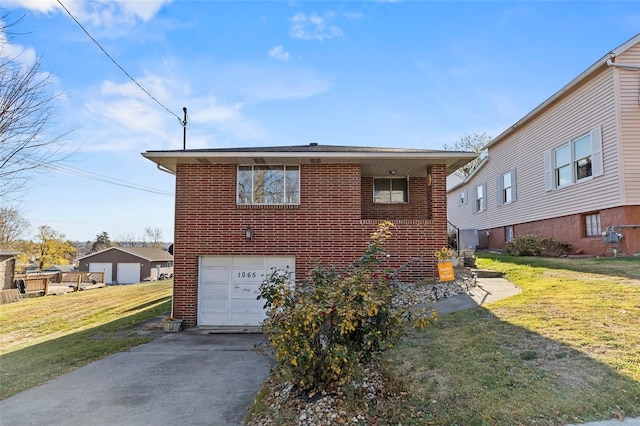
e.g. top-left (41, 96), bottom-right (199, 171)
top-left (481, 205), bottom-right (640, 256)
top-left (173, 162), bottom-right (449, 325)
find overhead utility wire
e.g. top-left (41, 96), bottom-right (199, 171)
top-left (20, 153), bottom-right (173, 196)
top-left (56, 0), bottom-right (183, 124)
top-left (49, 163), bottom-right (174, 196)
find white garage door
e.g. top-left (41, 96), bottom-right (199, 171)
top-left (199, 256), bottom-right (295, 326)
top-left (89, 263), bottom-right (112, 284)
top-left (117, 263), bottom-right (141, 284)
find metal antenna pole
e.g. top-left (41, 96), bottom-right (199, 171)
top-left (182, 107), bottom-right (188, 150)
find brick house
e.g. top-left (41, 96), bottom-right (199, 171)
top-left (143, 144), bottom-right (476, 327)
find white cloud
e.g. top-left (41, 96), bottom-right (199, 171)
top-left (0, 0), bottom-right (171, 27)
top-left (0, 0), bottom-right (59, 13)
top-left (268, 45), bottom-right (290, 61)
top-left (290, 12), bottom-right (343, 41)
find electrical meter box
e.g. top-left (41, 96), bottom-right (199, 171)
top-left (603, 230), bottom-right (622, 243)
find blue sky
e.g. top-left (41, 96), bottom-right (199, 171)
top-left (1, 0), bottom-right (638, 244)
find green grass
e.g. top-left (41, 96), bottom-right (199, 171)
top-left (382, 253), bottom-right (640, 425)
top-left (0, 281), bottom-right (172, 399)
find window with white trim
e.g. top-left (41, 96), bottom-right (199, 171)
top-left (544, 127), bottom-right (603, 191)
top-left (584, 213), bottom-right (601, 237)
top-left (459, 190), bottom-right (467, 206)
top-left (497, 168), bottom-right (516, 206)
top-left (237, 165), bottom-right (300, 205)
top-left (472, 183), bottom-right (486, 213)
top-left (373, 177), bottom-right (408, 203)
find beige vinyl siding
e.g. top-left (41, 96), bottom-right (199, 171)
top-left (616, 45), bottom-right (640, 204)
top-left (448, 65), bottom-right (622, 232)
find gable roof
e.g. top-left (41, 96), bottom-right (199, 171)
top-left (143, 144), bottom-right (478, 177)
top-left (485, 33), bottom-right (640, 150)
top-left (78, 246), bottom-right (173, 262)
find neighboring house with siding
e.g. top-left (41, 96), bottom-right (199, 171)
top-left (78, 247), bottom-right (174, 284)
top-left (448, 34), bottom-right (640, 256)
top-left (143, 144), bottom-right (476, 327)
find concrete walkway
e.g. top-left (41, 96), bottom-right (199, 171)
top-left (432, 276), bottom-right (522, 315)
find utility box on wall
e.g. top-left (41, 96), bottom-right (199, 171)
top-left (459, 228), bottom-right (479, 255)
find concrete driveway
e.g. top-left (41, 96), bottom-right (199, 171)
top-left (0, 331), bottom-right (271, 426)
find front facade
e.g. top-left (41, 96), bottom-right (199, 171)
top-left (448, 34), bottom-right (640, 256)
top-left (143, 145), bottom-right (476, 327)
top-left (78, 247), bottom-right (174, 284)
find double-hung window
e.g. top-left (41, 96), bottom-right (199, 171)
top-left (373, 177), bottom-right (408, 203)
top-left (496, 168), bottom-right (516, 206)
top-left (472, 183), bottom-right (486, 213)
top-left (237, 165), bottom-right (300, 205)
top-left (544, 127), bottom-right (603, 191)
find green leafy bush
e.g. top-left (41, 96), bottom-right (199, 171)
top-left (258, 222), bottom-right (432, 393)
top-left (506, 235), bottom-right (571, 257)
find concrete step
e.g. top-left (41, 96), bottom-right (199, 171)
top-left (471, 269), bottom-right (504, 278)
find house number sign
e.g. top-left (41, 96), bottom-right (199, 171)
top-left (237, 272), bottom-right (258, 279)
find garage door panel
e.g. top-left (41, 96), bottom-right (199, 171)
top-left (89, 263), bottom-right (112, 284)
top-left (201, 283), bottom-right (228, 297)
top-left (117, 263), bottom-right (140, 284)
top-left (198, 256), bottom-right (295, 326)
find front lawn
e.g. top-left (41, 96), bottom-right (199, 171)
top-left (0, 281), bottom-right (172, 399)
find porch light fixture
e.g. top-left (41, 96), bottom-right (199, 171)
top-left (389, 170), bottom-right (397, 175)
top-left (245, 227), bottom-right (254, 241)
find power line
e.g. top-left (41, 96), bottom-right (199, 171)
top-left (55, 0), bottom-right (183, 124)
top-left (19, 152), bottom-right (174, 196)
top-left (49, 163), bottom-right (174, 196)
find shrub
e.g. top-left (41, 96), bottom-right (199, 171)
top-left (506, 235), bottom-right (571, 257)
top-left (258, 222), bottom-right (431, 393)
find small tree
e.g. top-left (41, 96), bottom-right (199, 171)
top-left (144, 227), bottom-right (163, 249)
top-left (258, 222), bottom-right (433, 393)
top-left (22, 225), bottom-right (76, 270)
top-left (92, 231), bottom-right (112, 252)
top-left (443, 132), bottom-right (491, 178)
top-left (0, 206), bottom-right (29, 248)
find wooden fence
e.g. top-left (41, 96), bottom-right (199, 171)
top-left (12, 271), bottom-right (105, 295)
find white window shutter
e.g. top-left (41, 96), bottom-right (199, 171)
top-left (544, 150), bottom-right (553, 191)
top-left (496, 175), bottom-right (503, 206)
top-left (591, 126), bottom-right (603, 177)
top-left (511, 168), bottom-right (517, 202)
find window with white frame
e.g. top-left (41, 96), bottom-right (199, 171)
top-left (459, 190), bottom-right (467, 206)
top-left (472, 183), bottom-right (486, 213)
top-left (584, 212), bottom-right (601, 237)
top-left (373, 177), bottom-right (408, 203)
top-left (237, 165), bottom-right (300, 205)
top-left (497, 168), bottom-right (516, 206)
top-left (545, 127), bottom-right (603, 191)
